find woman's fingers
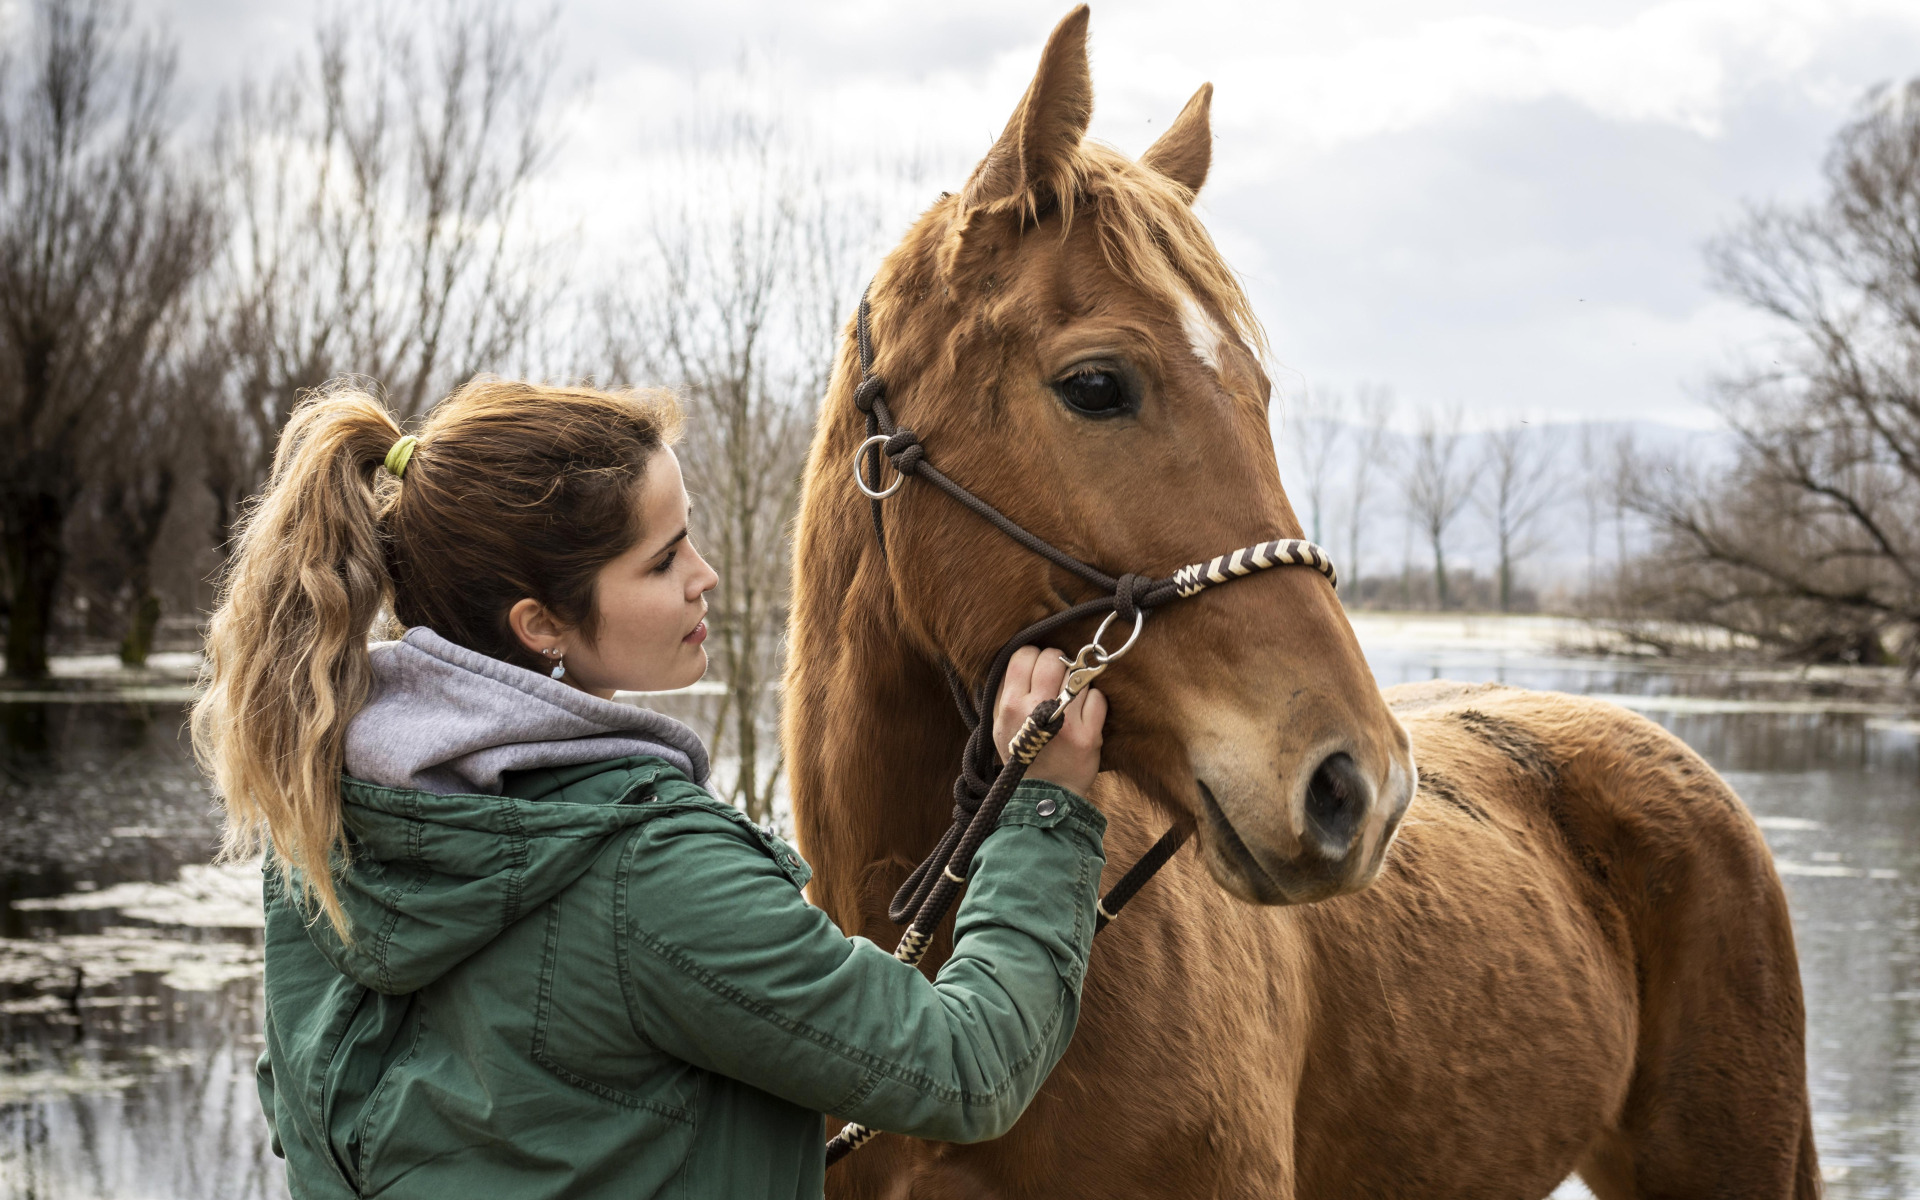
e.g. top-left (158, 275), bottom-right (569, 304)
top-left (990, 646), bottom-right (1108, 797)
top-left (994, 645), bottom-right (1084, 764)
top-left (996, 648), bottom-right (1037, 736)
top-left (1055, 686), bottom-right (1105, 748)
top-left (1073, 687), bottom-right (1107, 742)
top-left (1003, 645), bottom-right (1041, 702)
top-left (998, 646), bottom-right (1068, 724)
top-left (1029, 647), bottom-right (1068, 702)
top-left (994, 646), bottom-right (1038, 761)
top-left (1023, 682), bottom-right (1106, 798)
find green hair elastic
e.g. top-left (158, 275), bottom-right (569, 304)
top-left (384, 435), bottom-right (419, 479)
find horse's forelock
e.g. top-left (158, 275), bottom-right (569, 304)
top-left (1078, 143), bottom-right (1266, 359)
top-left (913, 140), bottom-right (1265, 364)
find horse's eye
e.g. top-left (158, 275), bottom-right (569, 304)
top-left (1054, 369), bottom-right (1131, 417)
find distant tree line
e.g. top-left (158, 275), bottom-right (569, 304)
top-left (0, 0), bottom-right (214, 679)
top-left (1279, 396), bottom-right (1632, 619)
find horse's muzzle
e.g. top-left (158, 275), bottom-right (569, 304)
top-left (1196, 744), bottom-right (1412, 905)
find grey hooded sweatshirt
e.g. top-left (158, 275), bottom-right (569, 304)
top-left (344, 626), bottom-right (710, 793)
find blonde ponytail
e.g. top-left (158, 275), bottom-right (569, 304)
top-left (192, 381), bottom-right (402, 936)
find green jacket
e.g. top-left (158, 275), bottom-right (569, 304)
top-left (259, 756), bottom-right (1107, 1199)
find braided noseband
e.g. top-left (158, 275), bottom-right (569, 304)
top-left (827, 286), bottom-right (1337, 1166)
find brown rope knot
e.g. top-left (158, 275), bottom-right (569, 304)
top-left (1112, 572), bottom-right (1149, 623)
top-left (853, 374), bottom-right (887, 414)
top-left (884, 428), bottom-right (925, 475)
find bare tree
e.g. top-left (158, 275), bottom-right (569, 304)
top-left (207, 0), bottom-right (562, 529)
top-left (1281, 387), bottom-right (1344, 547)
top-left (90, 310), bottom-right (224, 664)
top-left (594, 110), bottom-right (884, 822)
top-left (1341, 383), bottom-right (1394, 589)
top-left (1474, 421), bottom-right (1561, 611)
top-left (0, 0), bottom-right (214, 678)
top-left (1577, 422), bottom-right (1608, 599)
top-left (1397, 503), bottom-right (1416, 609)
top-left (1622, 80), bottom-right (1920, 665)
top-left (1401, 405), bottom-right (1474, 610)
top-left (1608, 427), bottom-right (1638, 575)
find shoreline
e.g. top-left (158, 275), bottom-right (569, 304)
top-left (3, 615), bottom-right (1913, 711)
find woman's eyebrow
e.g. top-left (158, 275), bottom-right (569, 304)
top-left (648, 503), bottom-right (694, 558)
top-left (650, 526), bottom-right (688, 557)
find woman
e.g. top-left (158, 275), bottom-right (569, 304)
top-left (191, 377), bottom-right (1109, 1199)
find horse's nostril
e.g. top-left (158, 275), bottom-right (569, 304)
top-left (1304, 752), bottom-right (1367, 857)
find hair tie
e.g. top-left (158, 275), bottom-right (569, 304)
top-left (384, 435), bottom-right (419, 479)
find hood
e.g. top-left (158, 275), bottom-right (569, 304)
top-left (344, 626), bottom-right (709, 793)
top-left (314, 627), bottom-right (721, 993)
top-left (318, 756), bottom-right (721, 994)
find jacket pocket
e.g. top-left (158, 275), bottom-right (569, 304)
top-left (298, 983), bottom-right (420, 1194)
top-left (531, 899), bottom-right (698, 1123)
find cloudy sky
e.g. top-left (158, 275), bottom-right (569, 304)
top-left (148, 0), bottom-right (1920, 429)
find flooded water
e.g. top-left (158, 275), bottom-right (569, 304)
top-left (0, 621), bottom-right (1914, 1197)
top-left (0, 696), bottom-right (272, 1200)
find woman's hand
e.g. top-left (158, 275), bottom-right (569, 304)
top-left (993, 645), bottom-right (1107, 799)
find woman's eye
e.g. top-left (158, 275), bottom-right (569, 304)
top-left (653, 550), bottom-right (677, 574)
top-left (1054, 369), bottom-right (1130, 416)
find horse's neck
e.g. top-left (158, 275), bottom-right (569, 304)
top-left (785, 542), bottom-right (973, 934)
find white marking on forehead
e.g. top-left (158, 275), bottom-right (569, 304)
top-left (1180, 293), bottom-right (1226, 375)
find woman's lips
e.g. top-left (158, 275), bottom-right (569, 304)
top-left (684, 619), bottom-right (707, 646)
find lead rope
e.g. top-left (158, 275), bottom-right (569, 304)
top-left (826, 287), bottom-right (1336, 1167)
top-left (825, 639), bottom-right (1150, 1167)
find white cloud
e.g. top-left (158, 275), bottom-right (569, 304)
top-left (1200, 0), bottom-right (1837, 143)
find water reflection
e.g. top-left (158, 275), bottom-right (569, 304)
top-left (0, 620), bottom-right (1913, 1197)
top-left (0, 699), bottom-right (276, 1198)
top-left (1722, 736), bottom-right (1920, 1196)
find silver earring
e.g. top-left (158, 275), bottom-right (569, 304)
top-left (543, 647), bottom-right (566, 681)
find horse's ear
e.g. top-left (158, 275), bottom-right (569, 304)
top-left (960, 5), bottom-right (1093, 211)
top-left (1141, 83), bottom-right (1212, 198)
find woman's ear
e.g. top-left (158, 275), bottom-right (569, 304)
top-left (508, 597), bottom-right (570, 658)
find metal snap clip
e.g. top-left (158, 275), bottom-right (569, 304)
top-left (1055, 608), bottom-right (1147, 705)
top-left (1035, 797), bottom-right (1058, 817)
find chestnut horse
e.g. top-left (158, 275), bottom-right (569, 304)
top-left (784, 9), bottom-right (1817, 1197)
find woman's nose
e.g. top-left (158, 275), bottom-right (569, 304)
top-left (689, 549), bottom-right (719, 599)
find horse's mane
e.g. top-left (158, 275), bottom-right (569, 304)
top-left (996, 139), bottom-right (1267, 360)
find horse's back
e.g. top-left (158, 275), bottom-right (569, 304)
top-left (1290, 682), bottom-right (1816, 1199)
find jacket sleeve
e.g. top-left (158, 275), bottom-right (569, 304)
top-left (615, 781), bottom-right (1107, 1143)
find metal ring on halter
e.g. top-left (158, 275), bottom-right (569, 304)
top-left (853, 434), bottom-right (907, 499)
top-left (1091, 608), bottom-right (1145, 663)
